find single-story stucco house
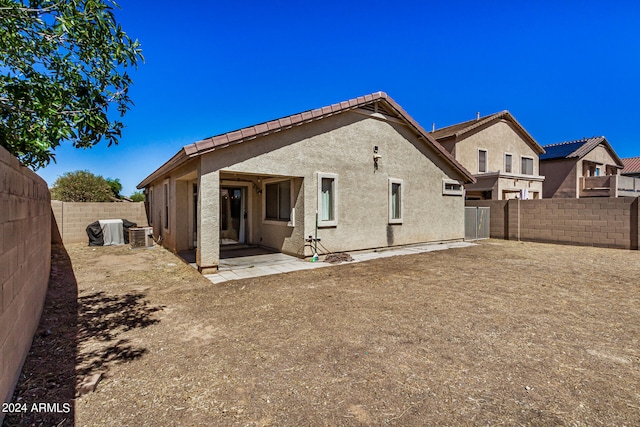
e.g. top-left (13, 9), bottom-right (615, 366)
top-left (137, 92), bottom-right (475, 273)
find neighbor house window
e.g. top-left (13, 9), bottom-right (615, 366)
top-left (389, 178), bottom-right (403, 224)
top-left (163, 180), bottom-right (169, 230)
top-left (478, 150), bottom-right (487, 173)
top-left (442, 179), bottom-right (464, 196)
top-left (265, 179), bottom-right (291, 222)
top-left (505, 154), bottom-right (513, 173)
top-left (317, 173), bottom-right (338, 227)
top-left (521, 157), bottom-right (534, 175)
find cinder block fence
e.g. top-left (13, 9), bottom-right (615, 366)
top-left (467, 197), bottom-right (640, 250)
top-left (51, 201), bottom-right (148, 244)
top-left (0, 146), bottom-right (51, 420)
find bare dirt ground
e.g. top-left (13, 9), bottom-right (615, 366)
top-left (4, 239), bottom-right (640, 426)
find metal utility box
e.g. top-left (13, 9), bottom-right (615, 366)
top-left (129, 227), bottom-right (154, 248)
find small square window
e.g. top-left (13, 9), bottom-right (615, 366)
top-left (521, 157), bottom-right (534, 175)
top-left (265, 180), bottom-right (291, 221)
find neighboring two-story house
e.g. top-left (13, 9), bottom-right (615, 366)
top-left (430, 111), bottom-right (545, 200)
top-left (539, 137), bottom-right (636, 198)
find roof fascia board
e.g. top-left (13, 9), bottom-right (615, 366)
top-left (570, 138), bottom-right (625, 168)
top-left (377, 97), bottom-right (476, 183)
top-left (137, 148), bottom-right (189, 189)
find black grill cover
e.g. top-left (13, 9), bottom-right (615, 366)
top-left (86, 221), bottom-right (103, 246)
top-left (86, 219), bottom-right (138, 246)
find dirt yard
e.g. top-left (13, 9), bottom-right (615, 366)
top-left (4, 240), bottom-right (640, 426)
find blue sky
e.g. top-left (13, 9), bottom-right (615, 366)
top-left (36, 0), bottom-right (640, 196)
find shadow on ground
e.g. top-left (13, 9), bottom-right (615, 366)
top-left (76, 291), bottom-right (162, 377)
top-left (3, 245), bottom-right (162, 427)
top-left (3, 245), bottom-right (78, 427)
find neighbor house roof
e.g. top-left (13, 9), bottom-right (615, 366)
top-left (540, 136), bottom-right (624, 167)
top-left (138, 92), bottom-right (476, 188)
top-left (430, 110), bottom-right (545, 154)
top-left (621, 156), bottom-right (640, 174)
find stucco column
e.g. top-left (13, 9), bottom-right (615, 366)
top-left (197, 169), bottom-right (220, 273)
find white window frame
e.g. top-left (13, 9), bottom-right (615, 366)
top-left (478, 149), bottom-right (488, 173)
top-left (504, 153), bottom-right (513, 174)
top-left (521, 156), bottom-right (534, 175)
top-left (163, 179), bottom-right (170, 231)
top-left (388, 178), bottom-right (403, 224)
top-left (317, 172), bottom-right (338, 227)
top-left (442, 179), bottom-right (464, 196)
top-left (147, 187), bottom-right (153, 225)
top-left (262, 178), bottom-right (295, 227)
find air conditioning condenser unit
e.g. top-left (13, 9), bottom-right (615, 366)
top-left (129, 227), bottom-right (154, 248)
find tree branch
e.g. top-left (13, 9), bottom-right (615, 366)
top-left (0, 2), bottom-right (62, 14)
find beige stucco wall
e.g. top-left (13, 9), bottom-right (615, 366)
top-left (454, 120), bottom-right (541, 176)
top-left (496, 176), bottom-right (544, 199)
top-left (0, 146), bottom-right (51, 420)
top-left (145, 159), bottom-right (199, 254)
top-left (197, 112), bottom-right (466, 266)
top-left (540, 159), bottom-right (578, 198)
top-left (581, 145), bottom-right (619, 169)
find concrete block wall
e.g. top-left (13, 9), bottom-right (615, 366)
top-left (0, 146), bottom-right (51, 419)
top-left (51, 201), bottom-right (148, 244)
top-left (467, 198), bottom-right (639, 249)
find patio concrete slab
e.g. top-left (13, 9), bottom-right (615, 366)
top-left (204, 241), bottom-right (475, 284)
top-left (219, 252), bottom-right (300, 269)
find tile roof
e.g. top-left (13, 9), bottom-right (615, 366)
top-left (430, 111), bottom-right (545, 154)
top-left (138, 92), bottom-right (476, 188)
top-left (621, 156), bottom-right (640, 174)
top-left (540, 136), bottom-right (624, 168)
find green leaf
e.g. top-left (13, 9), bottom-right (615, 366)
top-left (0, 0), bottom-right (143, 169)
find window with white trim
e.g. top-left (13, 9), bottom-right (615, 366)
top-left (478, 149), bottom-right (487, 173)
top-left (442, 179), bottom-right (463, 196)
top-left (317, 173), bottom-right (338, 227)
top-left (264, 179), bottom-right (291, 222)
top-left (521, 156), bottom-right (534, 175)
top-left (163, 180), bottom-right (170, 230)
top-left (505, 153), bottom-right (513, 173)
top-left (148, 187), bottom-right (153, 225)
top-left (389, 178), bottom-right (403, 224)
